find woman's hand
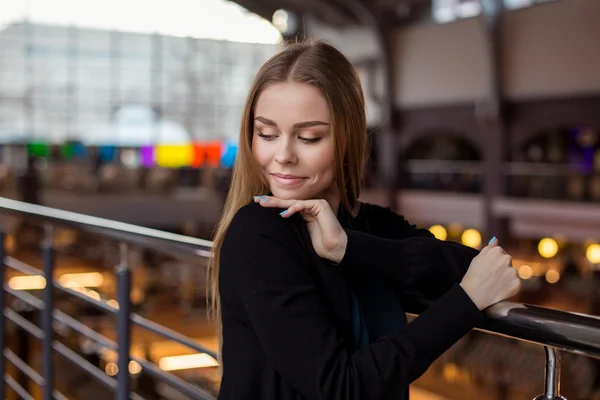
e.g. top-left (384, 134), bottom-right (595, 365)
top-left (254, 195), bottom-right (347, 263)
top-left (460, 238), bottom-right (521, 310)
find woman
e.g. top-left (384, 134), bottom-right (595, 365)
top-left (210, 40), bottom-right (520, 400)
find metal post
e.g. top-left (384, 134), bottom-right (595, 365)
top-left (0, 230), bottom-right (6, 400)
top-left (116, 243), bottom-right (131, 400)
top-left (42, 224), bottom-right (55, 400)
top-left (533, 346), bottom-right (567, 400)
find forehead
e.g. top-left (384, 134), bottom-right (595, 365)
top-left (254, 82), bottom-right (330, 125)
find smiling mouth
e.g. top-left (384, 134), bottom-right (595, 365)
top-left (270, 173), bottom-right (308, 186)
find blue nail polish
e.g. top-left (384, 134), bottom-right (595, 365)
top-left (254, 195), bottom-right (264, 199)
top-left (259, 197), bottom-right (269, 203)
top-left (279, 210), bottom-right (288, 216)
top-left (488, 236), bottom-right (497, 245)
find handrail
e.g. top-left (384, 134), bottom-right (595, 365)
top-left (0, 197), bottom-right (213, 259)
top-left (2, 197), bottom-right (600, 400)
top-left (401, 295), bottom-right (600, 360)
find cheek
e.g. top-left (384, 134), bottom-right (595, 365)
top-left (251, 140), bottom-right (270, 167)
top-left (305, 146), bottom-right (336, 178)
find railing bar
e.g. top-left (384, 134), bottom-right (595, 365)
top-left (52, 340), bottom-right (145, 400)
top-left (403, 297), bottom-right (600, 360)
top-left (131, 356), bottom-right (216, 400)
top-left (4, 285), bottom-right (45, 309)
top-left (6, 256), bottom-right (116, 315)
top-left (545, 346), bottom-right (560, 398)
top-left (42, 224), bottom-right (55, 400)
top-left (54, 284), bottom-right (117, 314)
top-left (9, 280), bottom-right (115, 316)
top-left (0, 197), bottom-right (212, 257)
top-left (4, 373), bottom-right (36, 400)
top-left (53, 310), bottom-right (117, 350)
top-left (131, 314), bottom-right (218, 359)
top-left (52, 341), bottom-right (117, 390)
top-left (53, 390), bottom-right (70, 400)
top-left (4, 308), bottom-right (45, 340)
top-left (4, 286), bottom-right (217, 365)
top-left (4, 257), bottom-right (117, 316)
top-left (0, 230), bottom-right (6, 400)
top-left (5, 255), bottom-right (44, 276)
top-left (7, 282), bottom-right (216, 361)
top-left (116, 243), bottom-right (131, 400)
top-left (9, 280), bottom-right (215, 359)
top-left (52, 310), bottom-right (215, 399)
top-left (4, 348), bottom-right (45, 386)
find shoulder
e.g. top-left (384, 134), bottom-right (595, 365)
top-left (227, 201), bottom-right (298, 238)
top-left (220, 202), bottom-right (311, 285)
top-left (223, 202), bottom-right (306, 257)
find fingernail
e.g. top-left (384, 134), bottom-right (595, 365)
top-left (279, 210), bottom-right (288, 216)
top-left (253, 195), bottom-right (265, 199)
top-left (488, 236), bottom-right (497, 245)
top-left (259, 197), bottom-right (269, 203)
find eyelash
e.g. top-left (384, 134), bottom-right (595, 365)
top-left (257, 132), bottom-right (321, 144)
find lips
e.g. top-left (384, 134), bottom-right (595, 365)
top-left (270, 173), bottom-right (307, 187)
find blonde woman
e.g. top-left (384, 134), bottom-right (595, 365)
top-left (210, 40), bottom-right (520, 400)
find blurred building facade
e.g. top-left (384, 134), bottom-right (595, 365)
top-left (0, 22), bottom-right (278, 144)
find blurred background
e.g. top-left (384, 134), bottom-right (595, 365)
top-left (0, 0), bottom-right (599, 399)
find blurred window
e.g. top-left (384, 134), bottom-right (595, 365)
top-left (432, 0), bottom-right (482, 23)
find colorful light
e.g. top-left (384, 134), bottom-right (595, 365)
top-left (27, 143), bottom-right (49, 157)
top-left (221, 141), bottom-right (238, 168)
top-left (139, 145), bottom-right (155, 167)
top-left (586, 243), bottom-right (600, 264)
top-left (205, 142), bottom-right (223, 167)
top-left (538, 238), bottom-right (558, 259)
top-left (156, 145), bottom-right (194, 168)
top-left (14, 140), bottom-right (238, 168)
top-left (429, 225), bottom-right (447, 241)
top-left (99, 146), bottom-right (116, 162)
top-left (60, 143), bottom-right (75, 159)
top-left (461, 229), bottom-right (482, 248)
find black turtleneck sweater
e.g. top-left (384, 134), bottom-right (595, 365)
top-left (218, 201), bottom-right (483, 400)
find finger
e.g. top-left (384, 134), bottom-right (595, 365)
top-left (279, 203), bottom-right (304, 218)
top-left (280, 200), bottom-right (319, 218)
top-left (254, 195), bottom-right (295, 209)
top-left (480, 236), bottom-right (499, 254)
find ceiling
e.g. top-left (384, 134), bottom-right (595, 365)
top-left (229, 0), bottom-right (433, 29)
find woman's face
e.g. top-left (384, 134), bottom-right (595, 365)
top-left (252, 82), bottom-right (337, 202)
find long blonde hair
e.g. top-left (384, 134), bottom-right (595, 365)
top-left (208, 39), bottom-right (367, 366)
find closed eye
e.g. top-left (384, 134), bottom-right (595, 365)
top-left (299, 137), bottom-right (322, 144)
top-left (257, 132), bottom-right (276, 141)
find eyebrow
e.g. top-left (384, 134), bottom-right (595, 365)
top-left (254, 116), bottom-right (330, 129)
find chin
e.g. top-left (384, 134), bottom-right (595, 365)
top-left (270, 187), bottom-right (315, 201)
top-left (271, 188), bottom-right (305, 200)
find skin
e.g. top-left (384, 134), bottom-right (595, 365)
top-left (252, 82), bottom-right (340, 212)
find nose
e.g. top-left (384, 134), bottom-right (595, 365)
top-left (274, 138), bottom-right (297, 165)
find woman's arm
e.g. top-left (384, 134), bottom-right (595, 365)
top-left (354, 203), bottom-right (480, 297)
top-left (220, 203), bottom-right (483, 400)
top-left (341, 229), bottom-right (479, 299)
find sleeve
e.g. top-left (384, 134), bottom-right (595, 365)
top-left (360, 202), bottom-right (435, 240)
top-left (220, 205), bottom-right (484, 400)
top-left (356, 203), bottom-right (480, 297)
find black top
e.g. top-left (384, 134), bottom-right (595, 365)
top-left (218, 201), bottom-right (483, 400)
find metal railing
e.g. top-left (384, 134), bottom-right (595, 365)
top-left (1, 196), bottom-right (600, 399)
top-left (0, 197), bottom-right (216, 400)
top-left (403, 295), bottom-right (600, 399)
